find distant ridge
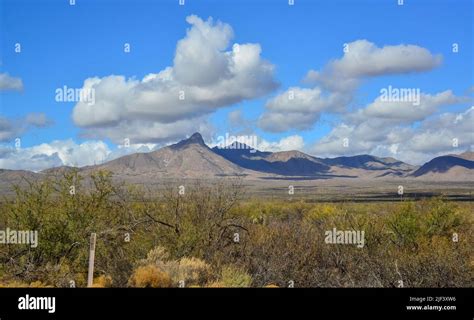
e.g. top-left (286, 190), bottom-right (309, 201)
top-left (411, 154), bottom-right (474, 179)
top-left (0, 132), bottom-right (472, 183)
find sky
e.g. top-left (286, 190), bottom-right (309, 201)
top-left (0, 0), bottom-right (472, 171)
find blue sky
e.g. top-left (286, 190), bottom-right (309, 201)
top-left (0, 0), bottom-right (472, 170)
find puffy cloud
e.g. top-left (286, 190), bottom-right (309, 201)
top-left (0, 138), bottom-right (161, 171)
top-left (318, 90), bottom-right (463, 155)
top-left (0, 140), bottom-right (110, 171)
top-left (0, 113), bottom-right (53, 142)
top-left (260, 40), bottom-right (442, 132)
top-left (106, 143), bottom-right (158, 161)
top-left (72, 15), bottom-right (278, 144)
top-left (228, 109), bottom-right (247, 128)
top-left (305, 40), bottom-right (442, 92)
top-left (258, 88), bottom-right (350, 132)
top-left (312, 122), bottom-right (413, 158)
top-left (311, 100), bottom-right (472, 164)
top-left (208, 131), bottom-right (305, 153)
top-left (259, 112), bottom-right (314, 132)
top-left (78, 116), bottom-right (214, 145)
top-left (258, 135), bottom-right (305, 152)
top-left (0, 117), bottom-right (19, 142)
top-left (25, 112), bottom-right (54, 127)
top-left (403, 107), bottom-right (474, 153)
top-left (173, 15), bottom-right (234, 86)
top-left (350, 90), bottom-right (461, 124)
top-left (0, 73), bottom-right (23, 91)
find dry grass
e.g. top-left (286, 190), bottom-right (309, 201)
top-left (0, 170), bottom-right (472, 287)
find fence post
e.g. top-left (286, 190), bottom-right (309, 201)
top-left (87, 233), bottom-right (97, 288)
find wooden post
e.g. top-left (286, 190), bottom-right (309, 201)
top-left (87, 233), bottom-right (97, 288)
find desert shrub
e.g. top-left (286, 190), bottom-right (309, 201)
top-left (390, 235), bottom-right (472, 287)
top-left (175, 257), bottom-right (213, 287)
top-left (128, 265), bottom-right (172, 288)
top-left (0, 170), bottom-right (151, 286)
top-left (143, 180), bottom-right (247, 261)
top-left (304, 203), bottom-right (340, 223)
top-left (91, 275), bottom-right (113, 288)
top-left (243, 222), bottom-right (324, 287)
top-left (141, 246), bottom-right (170, 264)
top-left (0, 279), bottom-right (51, 288)
top-left (242, 200), bottom-right (311, 224)
top-left (422, 198), bottom-right (462, 237)
top-left (387, 202), bottom-right (422, 248)
top-left (137, 246), bottom-right (213, 287)
top-left (213, 265), bottom-right (252, 287)
top-left (0, 171), bottom-right (471, 288)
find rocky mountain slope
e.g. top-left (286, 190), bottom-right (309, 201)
top-left (1, 133), bottom-right (472, 184)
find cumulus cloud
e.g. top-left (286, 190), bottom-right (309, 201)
top-left (404, 107), bottom-right (473, 152)
top-left (72, 15), bottom-right (278, 144)
top-left (0, 117), bottom-right (19, 142)
top-left (259, 40), bottom-right (442, 132)
top-left (228, 110), bottom-right (246, 128)
top-left (0, 138), bottom-right (161, 171)
top-left (258, 88), bottom-right (350, 132)
top-left (352, 90), bottom-right (461, 123)
top-left (311, 92), bottom-right (471, 164)
top-left (257, 135), bottom-right (305, 152)
top-left (173, 15), bottom-right (234, 86)
top-left (0, 73), bottom-right (23, 91)
top-left (304, 40), bottom-right (442, 92)
top-left (78, 116), bottom-right (214, 145)
top-left (0, 140), bottom-right (110, 171)
top-left (25, 112), bottom-right (54, 127)
top-left (0, 113), bottom-right (53, 142)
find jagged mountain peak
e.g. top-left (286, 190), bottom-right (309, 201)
top-left (8, 132), bottom-right (472, 181)
top-left (170, 132), bottom-right (207, 149)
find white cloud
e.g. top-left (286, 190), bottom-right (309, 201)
top-left (0, 113), bottom-right (53, 142)
top-left (228, 109), bottom-right (246, 128)
top-left (173, 15), bottom-right (234, 86)
top-left (361, 90), bottom-right (460, 122)
top-left (403, 106), bottom-right (474, 153)
top-left (78, 116), bottom-right (214, 145)
top-left (0, 117), bottom-right (19, 142)
top-left (72, 15), bottom-right (278, 144)
top-left (0, 140), bottom-right (110, 171)
top-left (258, 135), bottom-right (305, 152)
top-left (0, 73), bottom-right (23, 91)
top-left (305, 39), bottom-right (442, 92)
top-left (311, 104), bottom-right (473, 165)
top-left (207, 132), bottom-right (305, 153)
top-left (258, 88), bottom-right (350, 132)
top-left (25, 112), bottom-right (54, 127)
top-left (0, 138), bottom-right (162, 171)
top-left (260, 40), bottom-right (442, 132)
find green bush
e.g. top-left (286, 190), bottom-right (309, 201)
top-left (0, 173), bottom-right (471, 288)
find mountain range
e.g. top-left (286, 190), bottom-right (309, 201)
top-left (1, 133), bottom-right (473, 186)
